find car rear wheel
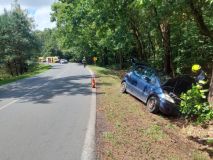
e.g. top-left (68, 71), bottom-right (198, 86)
top-left (147, 96), bottom-right (159, 113)
top-left (121, 82), bottom-right (127, 93)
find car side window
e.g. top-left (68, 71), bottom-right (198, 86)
top-left (142, 68), bottom-right (153, 77)
top-left (149, 74), bottom-right (157, 85)
top-left (141, 68), bottom-right (157, 85)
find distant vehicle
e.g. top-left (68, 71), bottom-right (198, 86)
top-left (38, 57), bottom-right (59, 63)
top-left (46, 56), bottom-right (59, 63)
top-left (121, 64), bottom-right (194, 115)
top-left (38, 57), bottom-right (46, 63)
top-left (60, 59), bottom-right (68, 64)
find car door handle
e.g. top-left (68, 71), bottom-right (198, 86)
top-left (133, 80), bottom-right (137, 86)
top-left (144, 86), bottom-right (148, 92)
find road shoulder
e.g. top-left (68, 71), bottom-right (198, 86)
top-left (81, 67), bottom-right (96, 160)
top-left (91, 65), bottom-right (212, 160)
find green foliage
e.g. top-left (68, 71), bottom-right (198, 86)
top-left (0, 63), bottom-right (51, 86)
top-left (0, 1), bottom-right (39, 76)
top-left (180, 85), bottom-right (213, 123)
top-left (51, 0), bottom-right (212, 72)
top-left (35, 28), bottom-right (81, 60)
top-left (35, 29), bottom-right (62, 57)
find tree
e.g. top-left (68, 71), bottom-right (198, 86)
top-left (187, 0), bottom-right (213, 40)
top-left (0, 1), bottom-right (38, 75)
top-left (35, 29), bottom-right (63, 57)
top-left (51, 0), bottom-right (212, 75)
top-left (209, 68), bottom-right (213, 106)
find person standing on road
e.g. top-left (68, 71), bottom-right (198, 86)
top-left (192, 64), bottom-right (209, 97)
top-left (82, 57), bottom-right (86, 68)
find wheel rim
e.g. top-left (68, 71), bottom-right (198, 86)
top-left (121, 83), bottom-right (126, 92)
top-left (148, 98), bottom-right (156, 111)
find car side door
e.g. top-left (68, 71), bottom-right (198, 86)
top-left (126, 66), bottom-right (144, 97)
top-left (137, 69), bottom-right (157, 102)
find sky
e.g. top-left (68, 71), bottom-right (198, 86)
top-left (0, 0), bottom-right (57, 30)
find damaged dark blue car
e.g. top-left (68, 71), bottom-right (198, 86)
top-left (121, 64), bottom-right (194, 115)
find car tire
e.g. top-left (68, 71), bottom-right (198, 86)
top-left (147, 96), bottom-right (159, 114)
top-left (121, 82), bottom-right (127, 93)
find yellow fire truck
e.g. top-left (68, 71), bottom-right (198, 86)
top-left (38, 56), bottom-right (59, 63)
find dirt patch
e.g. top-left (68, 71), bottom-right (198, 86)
top-left (91, 66), bottom-right (213, 160)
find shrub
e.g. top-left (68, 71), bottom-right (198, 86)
top-left (180, 85), bottom-right (213, 123)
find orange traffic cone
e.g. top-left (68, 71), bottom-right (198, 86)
top-left (91, 77), bottom-right (96, 88)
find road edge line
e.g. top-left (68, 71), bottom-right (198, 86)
top-left (81, 67), bottom-right (96, 160)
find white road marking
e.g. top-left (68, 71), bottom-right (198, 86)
top-left (0, 99), bottom-right (19, 111)
top-left (81, 67), bottom-right (96, 160)
top-left (0, 65), bottom-right (68, 112)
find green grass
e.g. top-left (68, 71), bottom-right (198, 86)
top-left (143, 124), bottom-right (166, 141)
top-left (206, 138), bottom-right (213, 145)
top-left (89, 65), bottom-right (211, 160)
top-left (89, 65), bottom-right (118, 78)
top-left (0, 64), bottom-right (51, 86)
top-left (193, 152), bottom-right (209, 160)
top-left (103, 132), bottom-right (115, 142)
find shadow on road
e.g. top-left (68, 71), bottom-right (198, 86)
top-left (0, 75), bottom-right (93, 104)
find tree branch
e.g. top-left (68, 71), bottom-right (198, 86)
top-left (187, 0), bottom-right (213, 40)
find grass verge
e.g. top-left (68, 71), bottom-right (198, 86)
top-left (0, 64), bottom-right (51, 86)
top-left (89, 65), bottom-right (211, 160)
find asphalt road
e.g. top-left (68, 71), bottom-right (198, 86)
top-left (0, 63), bottom-right (93, 160)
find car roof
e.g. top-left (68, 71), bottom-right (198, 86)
top-left (134, 64), bottom-right (156, 72)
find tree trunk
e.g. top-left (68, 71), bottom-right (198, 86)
top-left (103, 47), bottom-right (109, 66)
top-left (152, 6), bottom-right (174, 76)
top-left (119, 52), bottom-right (123, 69)
top-left (130, 20), bottom-right (146, 61)
top-left (19, 58), bottom-right (24, 75)
top-left (7, 61), bottom-right (13, 76)
top-left (100, 52), bottom-right (104, 66)
top-left (148, 31), bottom-right (156, 61)
top-left (133, 29), bottom-right (143, 61)
top-left (13, 59), bottom-right (19, 76)
top-left (160, 22), bottom-right (173, 76)
top-left (208, 68), bottom-right (213, 106)
top-left (187, 0), bottom-right (213, 40)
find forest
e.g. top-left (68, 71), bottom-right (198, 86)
top-left (0, 0), bottom-right (212, 118)
top-left (0, 2), bottom-right (39, 76)
top-left (50, 0), bottom-right (213, 104)
top-left (1, 0), bottom-right (212, 77)
top-left (51, 0), bottom-right (212, 74)
top-left (0, 1), bottom-right (213, 158)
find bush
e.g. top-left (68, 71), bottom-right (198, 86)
top-left (180, 85), bottom-right (213, 123)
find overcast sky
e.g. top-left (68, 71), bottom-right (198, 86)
top-left (0, 0), bottom-right (57, 30)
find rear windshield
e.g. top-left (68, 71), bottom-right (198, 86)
top-left (133, 65), bottom-right (171, 85)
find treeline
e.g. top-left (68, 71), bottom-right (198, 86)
top-left (51, 0), bottom-right (212, 76)
top-left (35, 29), bottom-right (73, 60)
top-left (0, 2), bottom-right (39, 76)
